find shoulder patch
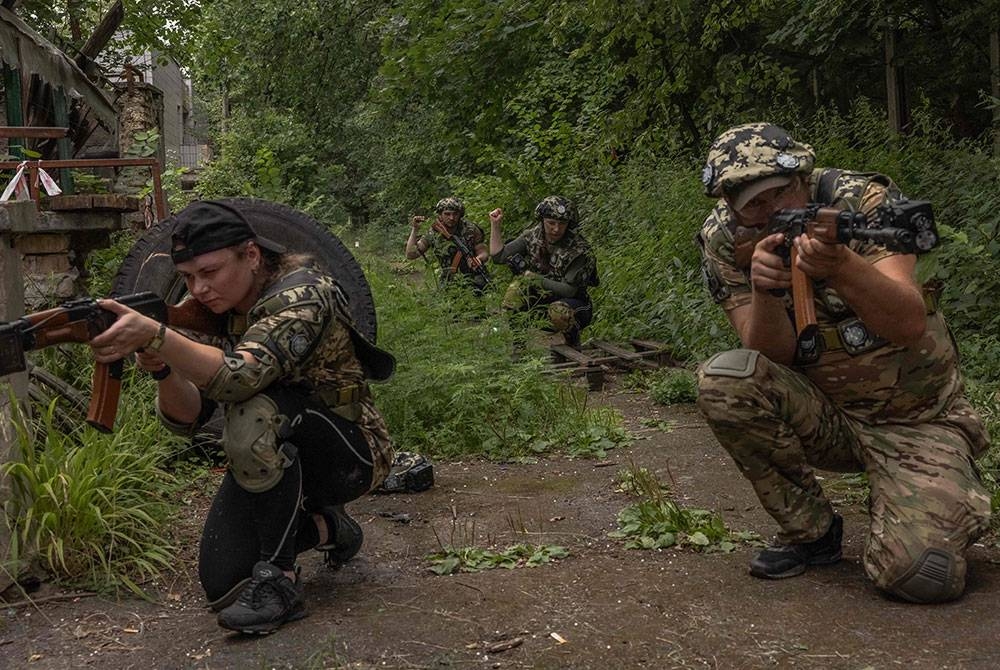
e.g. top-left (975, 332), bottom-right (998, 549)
top-left (289, 333), bottom-right (312, 357)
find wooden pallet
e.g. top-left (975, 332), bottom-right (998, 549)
top-left (547, 338), bottom-right (679, 391)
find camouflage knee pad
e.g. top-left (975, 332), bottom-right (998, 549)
top-left (547, 301), bottom-right (576, 333)
top-left (502, 279), bottom-right (527, 310)
top-left (883, 548), bottom-right (965, 603)
top-left (221, 395), bottom-right (296, 492)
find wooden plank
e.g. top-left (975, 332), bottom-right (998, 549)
top-left (14, 233), bottom-right (70, 253)
top-left (550, 353), bottom-right (620, 368)
top-left (44, 194), bottom-right (139, 212)
top-left (632, 339), bottom-right (678, 353)
top-left (631, 339), bottom-right (681, 367)
top-left (77, 1), bottom-right (124, 65)
top-left (2, 65), bottom-right (24, 156)
top-left (550, 343), bottom-right (597, 365)
top-left (590, 340), bottom-right (657, 369)
top-left (541, 364), bottom-right (605, 390)
top-left (51, 89), bottom-right (74, 193)
top-left (590, 340), bottom-right (643, 361)
top-left (0, 158), bottom-right (159, 169)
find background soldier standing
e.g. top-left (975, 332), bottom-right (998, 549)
top-left (694, 122), bottom-right (990, 603)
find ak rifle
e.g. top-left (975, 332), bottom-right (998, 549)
top-left (0, 292), bottom-right (225, 433)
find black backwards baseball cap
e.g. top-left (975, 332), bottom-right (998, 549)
top-left (170, 200), bottom-right (287, 263)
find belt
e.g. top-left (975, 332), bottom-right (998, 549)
top-left (801, 286), bottom-right (938, 361)
top-left (310, 384), bottom-right (365, 422)
top-left (797, 318), bottom-right (885, 363)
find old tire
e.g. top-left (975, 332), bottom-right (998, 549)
top-left (111, 198), bottom-right (378, 342)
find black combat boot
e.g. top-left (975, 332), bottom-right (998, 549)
top-left (317, 504), bottom-right (364, 567)
top-left (217, 561), bottom-right (307, 634)
top-left (749, 514), bottom-right (843, 579)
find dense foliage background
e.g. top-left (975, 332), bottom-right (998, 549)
top-left (5, 1), bottom-right (1000, 589)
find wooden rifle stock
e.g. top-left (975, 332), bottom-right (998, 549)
top-left (789, 245), bottom-right (818, 343)
top-left (788, 211), bottom-right (842, 347)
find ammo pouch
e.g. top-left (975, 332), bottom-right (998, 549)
top-left (310, 384), bottom-right (365, 422)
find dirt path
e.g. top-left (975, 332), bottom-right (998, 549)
top-left (3, 389), bottom-right (1000, 669)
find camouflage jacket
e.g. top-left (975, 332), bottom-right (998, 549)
top-left (697, 168), bottom-right (985, 443)
top-left (420, 219), bottom-right (485, 274)
top-left (497, 224), bottom-right (598, 299)
top-left (193, 266), bottom-right (392, 486)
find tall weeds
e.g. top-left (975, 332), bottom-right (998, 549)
top-left (362, 252), bottom-right (629, 460)
top-left (2, 372), bottom-right (186, 595)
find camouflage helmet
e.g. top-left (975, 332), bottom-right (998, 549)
top-left (434, 196), bottom-right (465, 217)
top-left (701, 123), bottom-right (815, 204)
top-left (534, 195), bottom-right (578, 227)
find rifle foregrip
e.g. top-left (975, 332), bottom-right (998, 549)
top-left (86, 360), bottom-right (123, 434)
top-left (789, 246), bottom-right (818, 340)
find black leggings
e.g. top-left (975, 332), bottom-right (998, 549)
top-left (198, 389), bottom-right (374, 602)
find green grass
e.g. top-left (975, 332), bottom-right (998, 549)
top-left (1, 370), bottom-right (187, 596)
top-left (363, 252), bottom-right (631, 461)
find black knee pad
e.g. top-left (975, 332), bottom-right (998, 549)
top-left (889, 548), bottom-right (963, 603)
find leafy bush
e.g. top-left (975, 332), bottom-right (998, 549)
top-left (610, 464), bottom-right (755, 552)
top-left (649, 368), bottom-right (698, 405)
top-left (427, 543), bottom-right (568, 575)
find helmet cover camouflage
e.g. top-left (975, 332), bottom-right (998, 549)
top-left (534, 195), bottom-right (578, 227)
top-left (434, 197), bottom-right (465, 217)
top-left (701, 123), bottom-right (815, 198)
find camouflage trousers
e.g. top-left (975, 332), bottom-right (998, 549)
top-left (697, 349), bottom-right (990, 600)
top-left (501, 279), bottom-right (593, 334)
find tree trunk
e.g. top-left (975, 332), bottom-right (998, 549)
top-left (991, 26), bottom-right (999, 156)
top-left (884, 21), bottom-right (909, 137)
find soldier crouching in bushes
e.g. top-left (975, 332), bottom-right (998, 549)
top-left (404, 196), bottom-right (490, 293)
top-left (90, 200), bottom-right (395, 634)
top-left (488, 196), bottom-right (599, 347)
top-left (695, 122), bottom-right (990, 603)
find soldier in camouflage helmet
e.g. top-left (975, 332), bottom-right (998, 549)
top-left (694, 123), bottom-right (990, 602)
top-left (91, 200), bottom-right (396, 634)
top-left (405, 196), bottom-right (490, 292)
top-left (488, 195), bottom-right (599, 347)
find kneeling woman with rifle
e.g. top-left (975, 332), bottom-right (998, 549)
top-left (90, 200), bottom-right (395, 634)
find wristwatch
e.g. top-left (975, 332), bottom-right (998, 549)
top-left (150, 365), bottom-right (172, 381)
top-left (145, 322), bottom-right (168, 353)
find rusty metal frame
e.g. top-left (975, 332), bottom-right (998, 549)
top-left (0, 126), bottom-right (68, 139)
top-left (0, 157), bottom-right (167, 221)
